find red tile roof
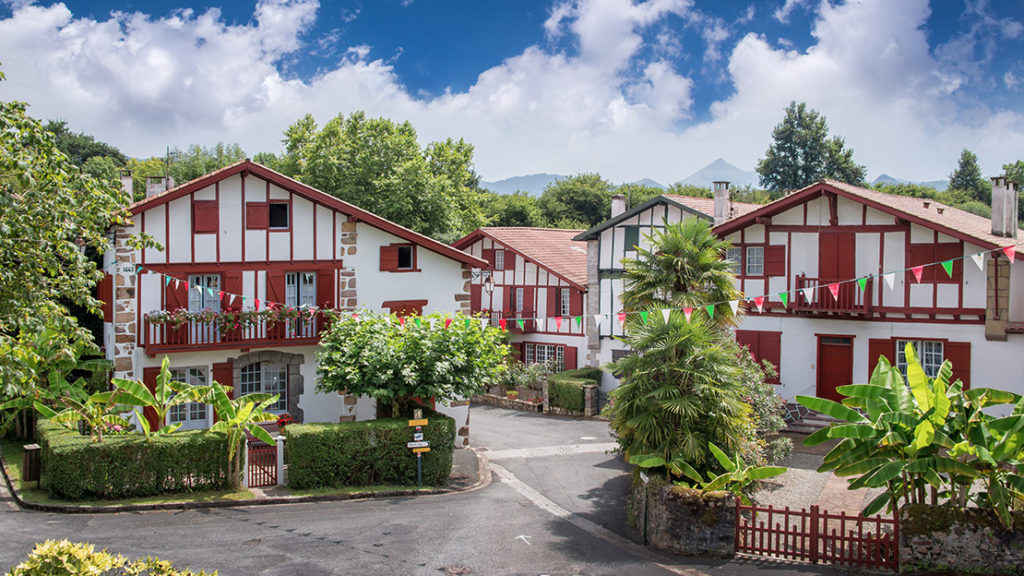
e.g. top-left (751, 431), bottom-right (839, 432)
top-left (661, 195), bottom-right (762, 219)
top-left (456, 227), bottom-right (588, 289)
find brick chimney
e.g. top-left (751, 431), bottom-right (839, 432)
top-left (145, 176), bottom-right (174, 198)
top-left (119, 170), bottom-right (133, 200)
top-left (991, 177), bottom-right (1020, 238)
top-left (611, 194), bottom-right (627, 218)
top-left (713, 181), bottom-right (731, 226)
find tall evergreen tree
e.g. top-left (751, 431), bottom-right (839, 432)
top-left (948, 149), bottom-right (989, 204)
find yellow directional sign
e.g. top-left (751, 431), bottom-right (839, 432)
top-left (413, 447), bottom-right (431, 453)
top-left (408, 419), bottom-right (428, 427)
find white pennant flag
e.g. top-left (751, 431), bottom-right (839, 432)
top-left (970, 252), bottom-right (985, 271)
top-left (662, 309), bottom-right (671, 323)
top-left (883, 272), bottom-right (896, 290)
top-left (593, 314), bottom-right (603, 328)
top-left (801, 287), bottom-right (814, 302)
top-left (728, 300), bottom-right (740, 315)
top-left (480, 318), bottom-right (488, 331)
top-left (429, 319), bottom-right (436, 330)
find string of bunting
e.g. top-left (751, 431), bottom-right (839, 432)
top-left (122, 241), bottom-right (1019, 332)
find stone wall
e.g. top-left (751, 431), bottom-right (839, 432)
top-left (900, 504), bottom-right (1024, 574)
top-left (629, 480), bottom-right (736, 558)
top-left (111, 226), bottom-right (137, 379)
top-left (338, 220), bottom-right (358, 310)
top-left (471, 394), bottom-right (543, 412)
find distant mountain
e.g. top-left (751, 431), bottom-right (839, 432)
top-left (872, 173), bottom-right (948, 192)
top-left (678, 158), bottom-right (759, 189)
top-left (629, 178), bottom-right (665, 189)
top-left (480, 173), bottom-right (564, 196)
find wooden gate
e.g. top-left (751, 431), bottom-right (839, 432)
top-left (735, 501), bottom-right (898, 571)
top-left (247, 440), bottom-right (277, 488)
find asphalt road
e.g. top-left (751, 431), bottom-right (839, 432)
top-left (0, 406), bottom-right (843, 575)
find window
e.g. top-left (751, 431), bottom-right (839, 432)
top-left (560, 288), bottom-right (571, 317)
top-left (397, 245), bottom-right (414, 270)
top-left (494, 250), bottom-right (505, 270)
top-left (896, 340), bottom-right (944, 379)
top-left (285, 272), bottom-right (316, 308)
top-left (726, 247), bottom-right (741, 275)
top-left (515, 287), bottom-right (524, 313)
top-left (168, 367), bottom-right (208, 429)
top-left (623, 226), bottom-right (640, 251)
top-left (240, 362), bottom-right (287, 412)
top-left (188, 274), bottom-right (220, 312)
top-left (524, 343), bottom-right (565, 371)
top-left (745, 246), bottom-right (764, 276)
top-left (268, 202), bottom-right (289, 229)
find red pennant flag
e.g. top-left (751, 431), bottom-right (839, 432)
top-left (555, 316), bottom-right (563, 330)
top-left (752, 296), bottom-right (765, 313)
top-left (219, 291), bottom-right (225, 300)
top-left (399, 317), bottom-right (406, 326)
top-left (1003, 246), bottom-right (1016, 263)
top-left (911, 266), bottom-right (924, 283)
top-left (828, 283), bottom-right (840, 301)
top-left (617, 312), bottom-right (627, 325)
top-left (683, 307), bottom-right (693, 322)
top-left (254, 298), bottom-right (260, 310)
top-left (444, 318), bottom-right (453, 329)
top-left (352, 313), bottom-right (359, 321)
top-left (499, 318), bottom-right (507, 331)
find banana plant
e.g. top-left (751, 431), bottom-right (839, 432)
top-left (628, 453), bottom-right (704, 485)
top-left (109, 356), bottom-right (213, 440)
top-left (32, 391), bottom-right (131, 443)
top-left (701, 442), bottom-right (786, 505)
top-left (206, 381), bottom-right (278, 489)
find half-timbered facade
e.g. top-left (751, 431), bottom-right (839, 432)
top-left (453, 228), bottom-right (587, 371)
top-left (101, 160), bottom-right (485, 433)
top-left (716, 178), bottom-right (1024, 403)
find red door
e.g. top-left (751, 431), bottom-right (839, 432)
top-left (818, 232), bottom-right (856, 309)
top-left (817, 336), bottom-right (853, 403)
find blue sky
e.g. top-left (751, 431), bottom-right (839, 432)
top-left (1, 0), bottom-right (1022, 184)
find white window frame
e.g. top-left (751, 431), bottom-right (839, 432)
top-left (268, 202), bottom-right (289, 230)
top-left (396, 245), bottom-right (415, 270)
top-left (494, 249), bottom-right (505, 270)
top-left (285, 272), bottom-right (317, 308)
top-left (188, 274), bottom-right (221, 312)
top-left (560, 288), bottom-right (571, 317)
top-left (745, 246), bottom-right (764, 276)
top-left (726, 247), bottom-right (742, 275)
top-left (240, 362), bottom-right (288, 413)
top-left (515, 287), bottom-right (524, 313)
top-left (167, 367), bottom-right (210, 430)
top-left (896, 339), bottom-right (944, 379)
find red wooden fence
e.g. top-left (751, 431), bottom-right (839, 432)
top-left (247, 441), bottom-right (277, 488)
top-left (735, 501), bottom-right (898, 571)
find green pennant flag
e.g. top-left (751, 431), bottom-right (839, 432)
top-left (465, 318), bottom-right (471, 328)
top-left (517, 319), bottom-right (525, 330)
top-left (575, 316), bottom-right (582, 327)
top-left (136, 266), bottom-right (143, 274)
top-left (857, 277), bottom-right (867, 292)
top-left (414, 318), bottom-right (422, 328)
top-left (705, 304), bottom-right (714, 319)
top-left (779, 292), bottom-right (789, 307)
top-left (640, 311), bottom-right (649, 324)
top-left (164, 276), bottom-right (171, 286)
top-left (941, 260), bottom-right (954, 278)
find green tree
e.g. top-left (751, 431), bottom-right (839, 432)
top-left (279, 112), bottom-right (488, 242)
top-left (0, 84), bottom-right (132, 407)
top-left (1004, 160), bottom-right (1024, 185)
top-left (756, 101), bottom-right (866, 193)
top-left (538, 173), bottom-right (614, 227)
top-left (948, 148), bottom-right (989, 204)
top-left (43, 120), bottom-right (127, 166)
top-left (170, 142), bottom-right (247, 184)
top-left (126, 157), bottom-right (169, 201)
top-left (317, 312), bottom-right (509, 418)
top-left (664, 183), bottom-right (711, 198)
top-left (617, 183), bottom-right (665, 209)
top-left (482, 191), bottom-right (548, 227)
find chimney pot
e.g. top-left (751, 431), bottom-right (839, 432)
top-left (991, 176), bottom-right (1020, 238)
top-left (119, 170), bottom-right (133, 200)
top-left (713, 181), bottom-right (731, 226)
top-left (937, 207), bottom-right (944, 215)
top-left (923, 201), bottom-right (930, 208)
top-left (610, 194), bottom-right (627, 218)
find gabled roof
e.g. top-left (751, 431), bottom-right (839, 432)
top-left (452, 227), bottom-right (588, 290)
top-left (129, 160), bottom-right (487, 267)
top-left (572, 194), bottom-right (761, 241)
top-left (714, 179), bottom-right (1023, 256)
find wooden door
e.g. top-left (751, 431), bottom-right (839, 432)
top-left (818, 232), bottom-right (856, 308)
top-left (817, 336), bottom-right (853, 403)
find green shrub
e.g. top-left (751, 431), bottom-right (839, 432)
top-left (554, 367), bottom-right (602, 382)
top-left (548, 378), bottom-right (587, 412)
top-left (38, 419), bottom-right (229, 500)
top-left (7, 540), bottom-right (216, 575)
top-left (285, 413), bottom-right (455, 489)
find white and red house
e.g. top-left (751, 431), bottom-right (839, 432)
top-left (715, 178), bottom-right (1024, 403)
top-left (453, 227), bottom-right (587, 371)
top-left (100, 160), bottom-right (485, 440)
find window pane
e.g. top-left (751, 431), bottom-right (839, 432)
top-left (300, 272), bottom-right (316, 306)
top-left (285, 273), bottom-right (297, 308)
top-left (624, 226), bottom-right (639, 251)
top-left (560, 288), bottom-right (570, 317)
top-left (398, 246), bottom-right (414, 269)
top-left (494, 250), bottom-right (505, 269)
top-left (726, 247), bottom-right (741, 274)
top-left (268, 203), bottom-right (289, 228)
top-left (515, 288), bottom-right (524, 312)
top-left (746, 247), bottom-right (764, 276)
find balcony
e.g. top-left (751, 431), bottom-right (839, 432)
top-left (489, 310), bottom-right (536, 334)
top-left (792, 275), bottom-right (872, 317)
top-left (143, 309), bottom-right (328, 354)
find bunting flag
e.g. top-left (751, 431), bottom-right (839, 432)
top-left (617, 312), bottom-right (627, 326)
top-left (729, 300), bottom-right (740, 315)
top-left (399, 317), bottom-right (406, 326)
top-left (971, 252), bottom-right (985, 271)
top-left (429, 319), bottom-right (436, 329)
top-left (444, 318), bottom-right (453, 329)
top-left (857, 277), bottom-right (867, 292)
top-left (640, 311), bottom-right (649, 324)
top-left (480, 318), bottom-right (488, 330)
top-left (683, 307), bottom-right (693, 322)
top-left (941, 260), bottom-right (954, 278)
top-left (352, 313), bottom-right (360, 322)
top-left (516, 319), bottom-right (525, 330)
top-left (254, 298), bottom-right (260, 310)
top-left (1004, 246), bottom-right (1016, 263)
top-left (593, 314), bottom-right (603, 328)
top-left (705, 304), bottom-right (715, 318)
top-left (828, 283), bottom-right (840, 301)
top-left (555, 316), bottom-right (563, 330)
top-left (499, 318), bottom-right (507, 330)
top-left (911, 266), bottom-right (924, 283)
top-left (662, 309), bottom-right (671, 323)
top-left (752, 296), bottom-right (765, 313)
top-left (219, 291), bottom-right (225, 300)
top-left (415, 318), bottom-right (422, 328)
top-left (801, 287), bottom-right (814, 303)
top-left (575, 316), bottom-right (583, 328)
top-left (883, 272), bottom-right (896, 290)
top-left (136, 266), bottom-right (143, 274)
top-left (465, 318), bottom-right (471, 328)
top-left (164, 276), bottom-right (171, 286)
top-left (778, 292), bottom-right (788, 308)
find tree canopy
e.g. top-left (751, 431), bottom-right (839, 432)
top-left (537, 173), bottom-right (615, 228)
top-left (756, 101), bottom-right (866, 193)
top-left (44, 120), bottom-right (127, 167)
top-left (170, 142), bottom-right (246, 184)
top-left (949, 148), bottom-right (989, 204)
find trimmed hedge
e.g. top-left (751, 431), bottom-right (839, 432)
top-left (548, 378), bottom-right (587, 412)
top-left (555, 367), bottom-right (603, 382)
top-left (285, 413), bottom-right (455, 489)
top-left (38, 419), bottom-right (230, 500)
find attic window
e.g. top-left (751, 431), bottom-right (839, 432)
top-left (268, 202), bottom-right (289, 229)
top-left (397, 246), bottom-right (414, 270)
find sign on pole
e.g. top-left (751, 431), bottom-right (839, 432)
top-left (407, 441), bottom-right (430, 449)
top-left (413, 447), bottom-right (431, 454)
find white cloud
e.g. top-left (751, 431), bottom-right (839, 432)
top-left (773, 0), bottom-right (811, 24)
top-left (0, 0), bottom-right (1022, 186)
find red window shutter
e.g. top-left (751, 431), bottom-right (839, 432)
top-left (245, 202), bottom-right (269, 229)
top-left (266, 271), bottom-right (286, 306)
top-left (570, 290), bottom-right (584, 317)
top-left (193, 200), bottom-right (219, 234)
top-left (522, 286), bottom-right (535, 317)
top-left (222, 272), bottom-right (243, 312)
top-left (504, 251), bottom-right (516, 271)
top-left (511, 342), bottom-right (523, 361)
top-left (380, 245), bottom-right (399, 272)
top-left (945, 341), bottom-right (971, 390)
top-left (165, 277), bottom-right (188, 310)
top-left (908, 244), bottom-right (936, 283)
top-left (97, 273), bottom-right (113, 322)
top-left (936, 243), bottom-right (963, 283)
top-left (760, 332), bottom-right (782, 384)
top-left (867, 338), bottom-right (894, 376)
top-left (482, 249), bottom-right (495, 267)
top-left (212, 362), bottom-right (234, 406)
top-left (470, 284), bottom-right (482, 311)
top-left (547, 287), bottom-right (558, 317)
top-left (764, 245), bottom-right (786, 277)
top-left (502, 286), bottom-right (511, 313)
top-left (735, 330), bottom-right (758, 357)
top-left (384, 300), bottom-right (427, 317)
top-left (316, 270), bottom-right (335, 309)
top-left (563, 346), bottom-right (577, 370)
top-left (142, 367), bottom-right (162, 431)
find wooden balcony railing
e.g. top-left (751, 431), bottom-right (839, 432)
top-left (793, 275), bottom-right (872, 316)
top-left (489, 310), bottom-right (536, 334)
top-left (143, 310), bottom-right (327, 353)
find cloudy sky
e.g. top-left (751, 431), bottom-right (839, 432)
top-left (0, 0), bottom-right (1022, 185)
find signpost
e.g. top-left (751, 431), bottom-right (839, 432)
top-left (408, 412), bottom-right (430, 487)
